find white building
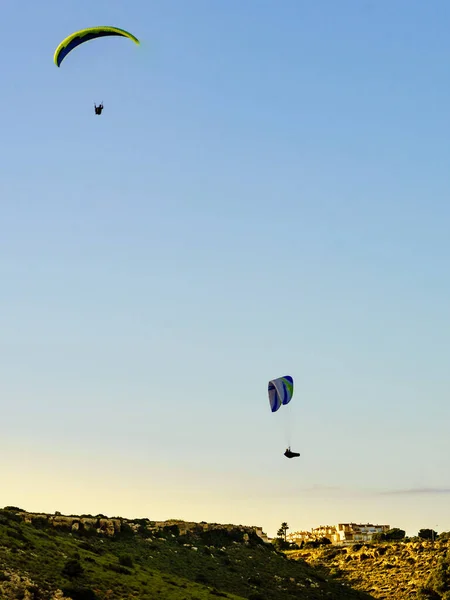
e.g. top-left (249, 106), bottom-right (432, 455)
top-left (287, 522), bottom-right (390, 545)
top-left (334, 523), bottom-right (390, 544)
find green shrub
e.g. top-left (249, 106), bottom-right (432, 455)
top-left (118, 554), bottom-right (134, 568)
top-left (77, 541), bottom-right (93, 552)
top-left (77, 525), bottom-right (97, 538)
top-left (273, 537), bottom-right (290, 550)
top-left (6, 527), bottom-right (28, 542)
top-left (163, 524), bottom-right (180, 536)
top-left (200, 529), bottom-right (243, 547)
top-left (134, 519), bottom-right (152, 538)
top-left (35, 531), bottom-right (50, 539)
top-left (385, 528), bottom-right (405, 540)
top-left (26, 584), bottom-right (43, 599)
top-left (31, 517), bottom-right (49, 529)
top-left (319, 537), bottom-right (332, 545)
top-left (116, 523), bottom-right (134, 538)
top-left (419, 529), bottom-right (438, 541)
top-left (0, 510), bottom-right (21, 523)
top-left (61, 586), bottom-right (99, 600)
top-left (62, 558), bottom-right (84, 578)
top-left (416, 587), bottom-right (440, 599)
top-left (425, 556), bottom-right (450, 596)
top-left (105, 563), bottom-right (132, 575)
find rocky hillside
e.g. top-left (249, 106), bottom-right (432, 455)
top-left (288, 539), bottom-right (450, 599)
top-left (0, 507), bottom-right (375, 600)
top-left (11, 511), bottom-right (269, 542)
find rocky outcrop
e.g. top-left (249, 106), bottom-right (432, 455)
top-left (0, 568), bottom-right (67, 599)
top-left (18, 512), bottom-right (122, 536)
top-left (150, 519), bottom-right (269, 541)
top-left (12, 511), bottom-right (268, 542)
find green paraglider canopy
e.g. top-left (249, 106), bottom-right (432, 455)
top-left (54, 26), bottom-right (140, 67)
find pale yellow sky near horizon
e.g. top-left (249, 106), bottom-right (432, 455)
top-left (2, 442), bottom-right (447, 538)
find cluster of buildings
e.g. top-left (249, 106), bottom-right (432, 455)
top-left (287, 522), bottom-right (391, 545)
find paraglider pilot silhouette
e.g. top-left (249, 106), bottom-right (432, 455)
top-left (268, 376), bottom-right (300, 458)
top-left (94, 103), bottom-right (104, 115)
top-left (284, 447), bottom-right (300, 459)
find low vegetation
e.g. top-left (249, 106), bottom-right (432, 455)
top-left (289, 535), bottom-right (450, 600)
top-left (0, 508), bottom-right (374, 600)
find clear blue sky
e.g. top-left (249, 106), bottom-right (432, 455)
top-left (2, 0), bottom-right (450, 537)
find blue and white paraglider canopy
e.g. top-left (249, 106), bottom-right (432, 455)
top-left (268, 375), bottom-right (293, 413)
